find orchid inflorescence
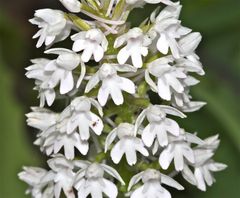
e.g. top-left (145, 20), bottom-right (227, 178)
top-left (19, 0), bottom-right (227, 197)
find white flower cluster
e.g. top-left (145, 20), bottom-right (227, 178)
top-left (19, 0), bottom-right (226, 197)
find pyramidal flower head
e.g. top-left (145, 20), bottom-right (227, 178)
top-left (85, 63), bottom-right (136, 106)
top-left (74, 162), bottom-right (125, 198)
top-left (105, 123), bottom-right (149, 166)
top-left (135, 105), bottom-right (186, 147)
top-left (21, 1), bottom-right (226, 197)
top-left (71, 29), bottom-right (108, 62)
top-left (128, 169), bottom-right (184, 198)
top-left (29, 9), bottom-right (72, 48)
top-left (114, 28), bottom-right (151, 68)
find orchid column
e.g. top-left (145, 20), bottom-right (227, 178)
top-left (19, 0), bottom-right (226, 197)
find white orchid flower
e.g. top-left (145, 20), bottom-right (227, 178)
top-left (26, 59), bottom-right (56, 107)
top-left (18, 167), bottom-right (54, 198)
top-left (146, 56), bottom-right (188, 101)
top-left (105, 123), bottom-right (149, 166)
top-left (44, 48), bottom-right (81, 94)
top-left (85, 63), bottom-right (136, 106)
top-left (71, 29), bottom-right (108, 62)
top-left (29, 9), bottom-right (72, 48)
top-left (39, 129), bottom-right (89, 160)
top-left (128, 169), bottom-right (184, 198)
top-left (114, 28), bottom-right (151, 68)
top-left (62, 96), bottom-right (103, 140)
top-left (135, 105), bottom-right (186, 147)
top-left (74, 162), bottom-right (125, 198)
top-left (26, 107), bottom-right (59, 131)
top-left (159, 129), bottom-right (204, 171)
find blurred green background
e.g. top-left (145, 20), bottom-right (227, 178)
top-left (0, 0), bottom-right (240, 197)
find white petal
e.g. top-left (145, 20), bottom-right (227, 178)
top-left (45, 89), bottom-right (56, 106)
top-left (109, 87), bottom-right (124, 105)
top-left (165, 74), bottom-right (184, 93)
top-left (157, 77), bottom-right (171, 100)
top-left (101, 164), bottom-right (125, 185)
top-left (195, 168), bottom-right (206, 191)
top-left (156, 126), bottom-right (169, 147)
top-left (161, 174), bottom-right (184, 190)
top-left (93, 45), bottom-right (104, 62)
top-left (89, 98), bottom-right (103, 116)
top-left (98, 86), bottom-right (110, 106)
top-left (45, 35), bottom-right (55, 46)
top-left (159, 146), bottom-right (174, 170)
top-left (76, 61), bottom-right (86, 88)
top-left (134, 109), bottom-right (147, 135)
top-left (134, 139), bottom-right (149, 157)
top-left (111, 141), bottom-right (125, 164)
top-left (119, 77), bottom-right (135, 94)
top-left (157, 34), bottom-right (169, 55)
top-left (145, 70), bottom-right (158, 92)
top-left (202, 167), bottom-right (214, 186)
top-left (125, 141), bottom-right (137, 166)
top-left (78, 116), bottom-right (90, 140)
top-left (159, 105), bottom-right (186, 118)
top-left (89, 113), bottom-right (103, 136)
top-left (85, 73), bottom-right (100, 93)
top-left (168, 38), bottom-right (180, 59)
top-left (59, 0), bottom-right (81, 13)
top-left (105, 129), bottom-right (117, 152)
top-left (164, 118), bottom-right (180, 136)
top-left (208, 162), bottom-right (227, 172)
top-left (75, 135), bottom-right (89, 155)
top-left (128, 171), bottom-right (144, 191)
top-left (131, 186), bottom-right (144, 198)
top-left (182, 165), bottom-right (196, 185)
top-left (131, 52), bottom-right (143, 68)
top-left (102, 179), bottom-right (118, 198)
top-left (182, 145), bottom-right (195, 163)
top-left (174, 147), bottom-right (184, 171)
top-left (81, 47), bottom-right (93, 62)
top-left (117, 47), bottom-right (130, 65)
top-left (114, 35), bottom-right (126, 48)
top-left (72, 39), bottom-right (86, 52)
top-left (60, 71), bottom-right (74, 94)
top-left (142, 124), bottom-right (156, 147)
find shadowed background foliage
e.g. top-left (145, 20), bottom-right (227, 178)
top-left (0, 0), bottom-right (239, 197)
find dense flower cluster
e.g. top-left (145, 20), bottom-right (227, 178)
top-left (19, 0), bottom-right (226, 197)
